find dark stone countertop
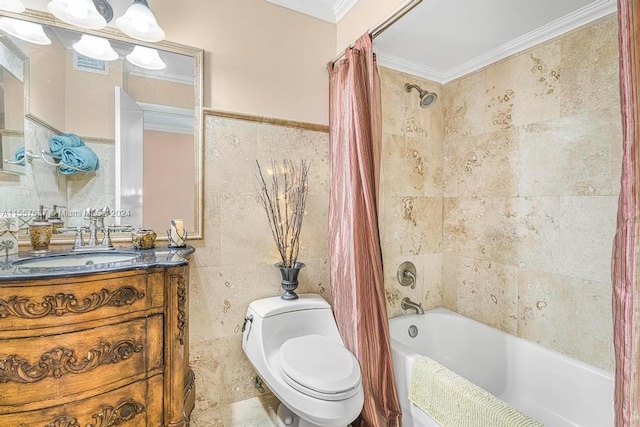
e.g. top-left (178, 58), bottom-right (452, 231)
top-left (0, 245), bottom-right (196, 281)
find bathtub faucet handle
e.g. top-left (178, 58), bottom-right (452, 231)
top-left (397, 261), bottom-right (417, 289)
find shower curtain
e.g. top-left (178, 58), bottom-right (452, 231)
top-left (612, 0), bottom-right (640, 425)
top-left (327, 33), bottom-right (401, 427)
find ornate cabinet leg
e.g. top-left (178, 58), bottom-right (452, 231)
top-left (165, 266), bottom-right (195, 427)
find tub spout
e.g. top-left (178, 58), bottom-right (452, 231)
top-left (401, 297), bottom-right (424, 315)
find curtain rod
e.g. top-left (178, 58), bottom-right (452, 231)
top-left (330, 0), bottom-right (423, 64)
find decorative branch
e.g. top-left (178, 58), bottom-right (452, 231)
top-left (256, 160), bottom-right (310, 268)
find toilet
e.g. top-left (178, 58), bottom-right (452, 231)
top-left (242, 294), bottom-right (364, 427)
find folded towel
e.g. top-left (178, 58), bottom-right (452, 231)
top-left (409, 356), bottom-right (543, 427)
top-left (58, 145), bottom-right (100, 175)
top-left (13, 146), bottom-right (25, 165)
top-left (49, 133), bottom-right (85, 159)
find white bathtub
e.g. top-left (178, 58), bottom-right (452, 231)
top-left (389, 308), bottom-right (614, 427)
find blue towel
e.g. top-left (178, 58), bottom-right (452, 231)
top-left (58, 145), bottom-right (100, 175)
top-left (13, 146), bottom-right (25, 165)
top-left (49, 133), bottom-right (85, 159)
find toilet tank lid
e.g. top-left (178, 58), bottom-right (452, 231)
top-left (249, 294), bottom-right (331, 318)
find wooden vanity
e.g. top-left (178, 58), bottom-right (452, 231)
top-left (0, 249), bottom-right (194, 427)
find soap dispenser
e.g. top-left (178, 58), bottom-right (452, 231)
top-left (29, 205), bottom-right (53, 253)
top-left (47, 205), bottom-right (65, 233)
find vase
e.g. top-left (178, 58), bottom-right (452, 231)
top-left (275, 262), bottom-right (305, 300)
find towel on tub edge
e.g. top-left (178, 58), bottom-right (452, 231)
top-left (408, 356), bottom-right (543, 427)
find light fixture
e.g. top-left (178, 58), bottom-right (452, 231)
top-left (72, 34), bottom-right (117, 61)
top-left (47, 0), bottom-right (107, 30)
top-left (0, 0), bottom-right (25, 13)
top-left (126, 45), bottom-right (165, 70)
top-left (0, 17), bottom-right (51, 44)
top-left (116, 0), bottom-right (165, 43)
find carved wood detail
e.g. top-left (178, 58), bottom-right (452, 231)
top-left (86, 400), bottom-right (145, 427)
top-left (44, 416), bottom-right (80, 427)
top-left (184, 369), bottom-right (195, 398)
top-left (176, 277), bottom-right (186, 345)
top-left (0, 265), bottom-right (193, 424)
top-left (0, 340), bottom-right (142, 384)
top-left (0, 286), bottom-right (145, 320)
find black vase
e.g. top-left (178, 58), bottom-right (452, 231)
top-left (275, 262), bottom-right (305, 300)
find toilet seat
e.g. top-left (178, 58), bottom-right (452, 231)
top-left (278, 334), bottom-right (361, 401)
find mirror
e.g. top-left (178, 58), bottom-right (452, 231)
top-left (0, 33), bottom-right (27, 176)
top-left (0, 10), bottom-right (204, 242)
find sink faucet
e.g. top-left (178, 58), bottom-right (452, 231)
top-left (59, 207), bottom-right (132, 252)
top-left (401, 297), bottom-right (424, 315)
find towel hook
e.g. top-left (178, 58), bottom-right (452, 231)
top-left (2, 149), bottom-right (84, 172)
top-left (397, 261), bottom-right (417, 289)
top-left (39, 150), bottom-right (84, 172)
top-left (3, 149), bottom-right (38, 165)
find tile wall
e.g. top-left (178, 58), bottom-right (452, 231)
top-left (380, 15), bottom-right (620, 371)
top-left (188, 113), bottom-right (331, 425)
top-left (440, 15), bottom-right (620, 371)
top-left (379, 67), bottom-right (445, 317)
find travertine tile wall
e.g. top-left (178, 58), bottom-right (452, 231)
top-left (0, 117), bottom-right (67, 219)
top-left (380, 15), bottom-right (620, 371)
top-left (379, 67), bottom-right (445, 317)
top-left (439, 15), bottom-right (619, 371)
top-left (188, 114), bottom-right (331, 426)
top-left (66, 138), bottom-right (115, 228)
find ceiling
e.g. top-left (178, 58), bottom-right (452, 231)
top-left (266, 0), bottom-right (357, 23)
top-left (268, 0), bottom-right (617, 84)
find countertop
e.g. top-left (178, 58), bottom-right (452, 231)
top-left (0, 245), bottom-right (196, 281)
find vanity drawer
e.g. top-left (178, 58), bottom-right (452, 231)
top-left (0, 270), bottom-right (164, 333)
top-left (0, 315), bottom-right (163, 413)
top-left (0, 374), bottom-right (163, 427)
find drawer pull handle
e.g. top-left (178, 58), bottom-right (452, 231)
top-left (43, 399), bottom-right (145, 427)
top-left (0, 286), bottom-right (145, 320)
top-left (0, 340), bottom-right (143, 384)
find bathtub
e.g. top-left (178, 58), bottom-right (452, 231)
top-left (389, 308), bottom-right (614, 427)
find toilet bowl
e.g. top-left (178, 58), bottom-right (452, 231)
top-left (242, 294), bottom-right (364, 427)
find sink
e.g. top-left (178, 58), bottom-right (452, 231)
top-left (14, 251), bottom-right (141, 268)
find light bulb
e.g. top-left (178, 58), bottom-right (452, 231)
top-left (68, 2), bottom-right (89, 19)
top-left (73, 34), bottom-right (118, 61)
top-left (133, 19), bottom-right (149, 34)
top-left (0, 0), bottom-right (25, 13)
top-left (0, 17), bottom-right (51, 45)
top-left (13, 19), bottom-right (34, 36)
top-left (126, 45), bottom-right (166, 70)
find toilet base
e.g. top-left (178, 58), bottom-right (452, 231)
top-left (275, 403), bottom-right (351, 427)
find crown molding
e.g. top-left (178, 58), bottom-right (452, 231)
top-left (334, 0), bottom-right (358, 22)
top-left (377, 0), bottom-right (617, 84)
top-left (139, 102), bottom-right (194, 134)
top-left (266, 0), bottom-right (357, 23)
top-left (376, 50), bottom-right (448, 83)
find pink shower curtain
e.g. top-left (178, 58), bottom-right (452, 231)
top-left (612, 0), bottom-right (640, 425)
top-left (327, 33), bottom-right (401, 427)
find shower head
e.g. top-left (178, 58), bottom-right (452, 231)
top-left (404, 83), bottom-right (438, 108)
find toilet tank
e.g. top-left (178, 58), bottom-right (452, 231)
top-left (244, 294), bottom-right (345, 355)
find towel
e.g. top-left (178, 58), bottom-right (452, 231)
top-left (409, 356), bottom-right (543, 427)
top-left (58, 145), bottom-right (100, 175)
top-left (13, 146), bottom-right (25, 165)
top-left (49, 133), bottom-right (85, 159)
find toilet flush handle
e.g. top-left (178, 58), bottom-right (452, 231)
top-left (242, 315), bottom-right (253, 333)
